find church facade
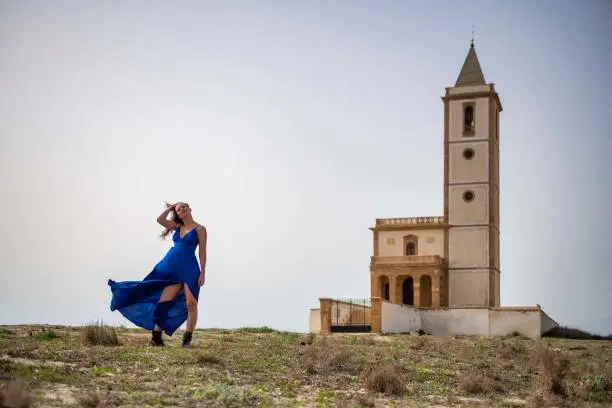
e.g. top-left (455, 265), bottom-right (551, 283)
top-left (310, 43), bottom-right (558, 338)
top-left (371, 42), bottom-right (501, 310)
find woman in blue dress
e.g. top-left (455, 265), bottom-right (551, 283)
top-left (108, 202), bottom-right (207, 347)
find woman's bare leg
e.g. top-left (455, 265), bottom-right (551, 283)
top-left (153, 283), bottom-right (182, 331)
top-left (181, 285), bottom-right (198, 347)
top-left (184, 284), bottom-right (198, 332)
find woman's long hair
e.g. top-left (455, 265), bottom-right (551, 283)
top-left (160, 201), bottom-right (185, 239)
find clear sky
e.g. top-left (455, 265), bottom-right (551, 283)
top-left (1, 1), bottom-right (610, 334)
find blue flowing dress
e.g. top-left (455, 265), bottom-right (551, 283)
top-left (108, 227), bottom-right (201, 336)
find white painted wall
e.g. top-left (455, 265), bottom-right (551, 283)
top-left (489, 310), bottom-right (540, 338)
top-left (540, 310), bottom-right (559, 335)
top-left (381, 301), bottom-right (421, 334)
top-left (376, 306), bottom-right (554, 338)
top-left (421, 308), bottom-right (489, 336)
top-left (309, 309), bottom-right (320, 333)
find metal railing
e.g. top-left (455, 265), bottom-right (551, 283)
top-left (330, 298), bottom-right (371, 333)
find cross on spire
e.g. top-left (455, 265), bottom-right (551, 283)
top-left (471, 25), bottom-right (475, 47)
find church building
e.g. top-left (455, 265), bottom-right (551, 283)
top-left (310, 43), bottom-right (558, 338)
top-left (371, 41), bottom-right (500, 309)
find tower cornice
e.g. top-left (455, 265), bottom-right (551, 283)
top-left (441, 85), bottom-right (503, 112)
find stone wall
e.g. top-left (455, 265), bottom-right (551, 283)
top-left (540, 309), bottom-right (558, 335)
top-left (379, 304), bottom-right (558, 338)
top-left (381, 302), bottom-right (421, 334)
top-left (420, 308), bottom-right (488, 336)
top-left (489, 309), bottom-right (540, 337)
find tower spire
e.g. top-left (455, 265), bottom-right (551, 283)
top-left (454, 38), bottom-right (486, 87)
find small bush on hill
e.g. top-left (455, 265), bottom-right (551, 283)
top-left (83, 321), bottom-right (120, 346)
top-left (459, 372), bottom-right (505, 395)
top-left (35, 330), bottom-right (58, 341)
top-left (530, 343), bottom-right (570, 406)
top-left (237, 327), bottom-right (277, 334)
top-left (362, 364), bottom-right (405, 396)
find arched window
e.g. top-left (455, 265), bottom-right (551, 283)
top-left (464, 105), bottom-right (474, 132)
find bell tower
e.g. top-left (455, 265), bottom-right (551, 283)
top-left (443, 42), bottom-right (502, 307)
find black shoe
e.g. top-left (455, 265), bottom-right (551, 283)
top-left (151, 330), bottom-right (164, 347)
top-left (182, 331), bottom-right (193, 347)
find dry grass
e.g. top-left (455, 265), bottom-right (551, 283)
top-left (301, 341), bottom-right (356, 375)
top-left (82, 321), bottom-right (120, 346)
top-left (0, 380), bottom-right (31, 408)
top-left (409, 335), bottom-right (427, 350)
top-left (1, 324), bottom-right (611, 407)
top-left (197, 353), bottom-right (223, 366)
top-left (77, 392), bottom-right (100, 407)
top-left (458, 372), bottom-right (505, 395)
top-left (534, 344), bottom-right (570, 397)
top-left (499, 340), bottom-right (527, 358)
top-left (300, 332), bottom-right (315, 345)
top-left (362, 364), bottom-right (405, 396)
top-left (354, 392), bottom-right (376, 406)
top-left (324, 346), bottom-right (353, 372)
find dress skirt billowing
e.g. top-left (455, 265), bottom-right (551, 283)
top-left (108, 227), bottom-right (201, 336)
